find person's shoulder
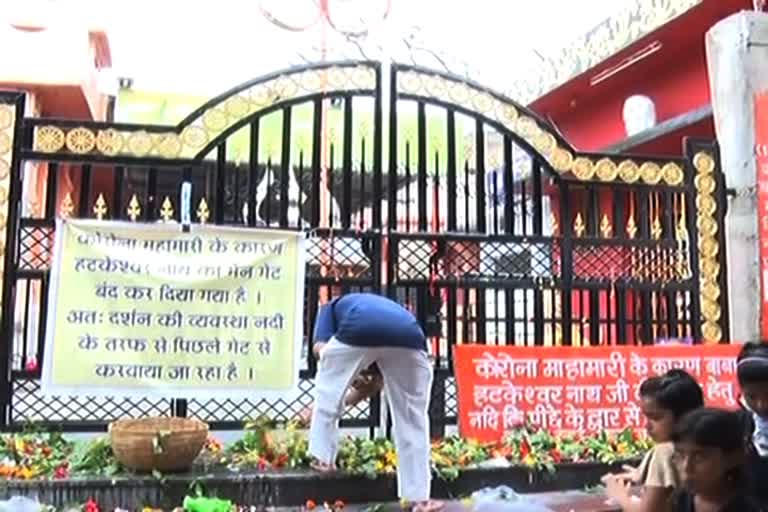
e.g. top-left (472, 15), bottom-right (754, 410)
top-left (651, 441), bottom-right (676, 461)
top-left (642, 442), bottom-right (680, 488)
top-left (653, 442), bottom-right (675, 454)
top-left (734, 407), bottom-right (757, 442)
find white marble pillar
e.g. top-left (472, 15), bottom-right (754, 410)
top-left (706, 11), bottom-right (768, 342)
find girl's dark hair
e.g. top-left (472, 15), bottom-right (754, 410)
top-left (672, 408), bottom-right (745, 452)
top-left (673, 408), bottom-right (748, 490)
top-left (639, 369), bottom-right (704, 418)
top-left (737, 341), bottom-right (768, 385)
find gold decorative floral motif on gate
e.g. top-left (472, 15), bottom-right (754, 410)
top-left (396, 69), bottom-right (685, 186)
top-left (32, 64), bottom-right (377, 160)
top-left (693, 151), bottom-right (722, 343)
top-left (0, 103), bottom-right (15, 311)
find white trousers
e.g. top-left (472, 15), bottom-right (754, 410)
top-left (308, 337), bottom-right (434, 502)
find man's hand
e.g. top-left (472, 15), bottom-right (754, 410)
top-left (313, 342), bottom-right (326, 360)
top-left (345, 372), bottom-right (384, 407)
top-left (350, 373), bottom-right (383, 395)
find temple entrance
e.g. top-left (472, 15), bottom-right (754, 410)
top-left (0, 61), bottom-right (729, 432)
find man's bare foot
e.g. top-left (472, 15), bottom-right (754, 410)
top-left (310, 459), bottom-right (336, 473)
top-left (411, 500), bottom-right (444, 512)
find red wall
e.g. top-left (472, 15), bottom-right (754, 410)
top-left (546, 45), bottom-right (710, 151)
top-left (530, 0), bottom-right (751, 153)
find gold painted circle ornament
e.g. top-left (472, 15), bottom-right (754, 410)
top-left (572, 157), bottom-right (595, 180)
top-left (662, 162), bottom-right (684, 186)
top-left (550, 147), bottom-right (574, 173)
top-left (0, 105), bottom-right (13, 130)
top-left (155, 133), bottom-right (182, 159)
top-left (472, 92), bottom-right (494, 114)
top-left (327, 67), bottom-right (347, 89)
top-left (181, 126), bottom-right (209, 150)
top-left (533, 133), bottom-right (556, 157)
top-left (0, 159), bottom-right (9, 180)
top-left (449, 82), bottom-right (470, 103)
top-left (696, 214), bottom-right (718, 236)
top-left (300, 70), bottom-right (322, 92)
top-left (699, 258), bottom-right (720, 279)
top-left (701, 298), bottom-right (722, 322)
top-left (127, 131), bottom-right (153, 157)
top-left (700, 280), bottom-right (720, 301)
top-left (0, 184), bottom-right (8, 202)
top-left (702, 321), bottom-right (722, 343)
top-left (0, 132), bottom-right (11, 155)
top-left (202, 108), bottom-right (228, 132)
top-left (595, 158), bottom-right (618, 181)
top-left (399, 72), bottom-right (421, 94)
top-left (640, 162), bottom-right (662, 184)
top-left (698, 235), bottom-right (719, 257)
top-left (65, 127), bottom-right (96, 154)
top-left (224, 96), bottom-right (250, 118)
top-left (424, 75), bottom-right (446, 96)
top-left (516, 117), bottom-right (539, 138)
top-left (96, 129), bottom-right (124, 156)
top-left (498, 103), bottom-right (519, 124)
top-left (694, 174), bottom-right (716, 194)
top-left (351, 67), bottom-right (375, 89)
top-left (618, 160), bottom-right (640, 183)
top-left (35, 126), bottom-right (65, 153)
top-left (274, 76), bottom-right (299, 99)
top-left (693, 152), bottom-right (715, 174)
top-left (249, 85), bottom-right (273, 107)
top-left (696, 194), bottom-right (717, 216)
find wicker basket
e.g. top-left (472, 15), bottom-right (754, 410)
top-left (109, 417), bottom-right (209, 473)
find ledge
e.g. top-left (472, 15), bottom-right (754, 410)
top-left (0, 462), bottom-right (627, 510)
top-left (604, 104), bottom-right (713, 154)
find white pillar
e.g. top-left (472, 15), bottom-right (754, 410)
top-left (706, 11), bottom-right (768, 342)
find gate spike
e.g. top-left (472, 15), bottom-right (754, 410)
top-left (197, 198), bottom-right (210, 224)
top-left (675, 193), bottom-right (688, 241)
top-left (600, 213), bottom-right (613, 238)
top-left (126, 194), bottom-right (142, 221)
top-left (159, 196), bottom-right (174, 222)
top-left (626, 214), bottom-right (638, 239)
top-left (93, 193), bottom-right (108, 220)
top-left (651, 217), bottom-right (663, 239)
top-left (573, 213), bottom-right (585, 237)
top-left (59, 192), bottom-right (74, 218)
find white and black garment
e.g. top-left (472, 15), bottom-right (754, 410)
top-left (753, 410), bottom-right (768, 457)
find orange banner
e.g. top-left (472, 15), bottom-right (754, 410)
top-left (454, 344), bottom-right (741, 442)
top-left (755, 93), bottom-right (768, 338)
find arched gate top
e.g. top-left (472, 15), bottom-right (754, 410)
top-left (24, 60), bottom-right (685, 188)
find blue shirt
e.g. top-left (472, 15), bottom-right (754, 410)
top-left (313, 293), bottom-right (427, 351)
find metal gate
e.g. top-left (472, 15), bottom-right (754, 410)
top-left (0, 61), bottom-right (729, 432)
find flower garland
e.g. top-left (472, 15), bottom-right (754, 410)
top-left (0, 420), bottom-right (651, 482)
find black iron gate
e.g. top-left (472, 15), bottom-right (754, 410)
top-left (0, 61), bottom-right (729, 432)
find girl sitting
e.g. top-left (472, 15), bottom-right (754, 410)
top-left (671, 408), bottom-right (764, 511)
top-left (603, 369), bottom-right (704, 511)
top-left (736, 341), bottom-right (768, 505)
